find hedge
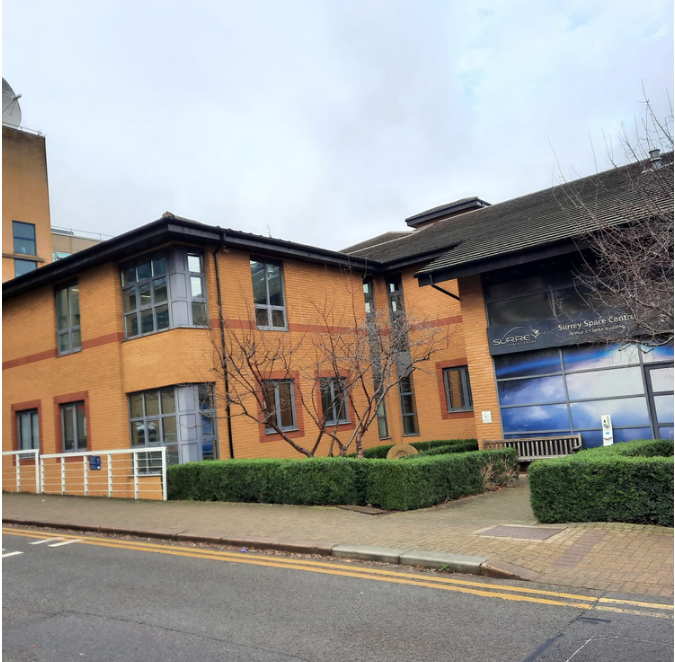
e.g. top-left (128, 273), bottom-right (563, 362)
top-left (167, 446), bottom-right (517, 511)
top-left (401, 439), bottom-right (479, 459)
top-left (529, 439), bottom-right (674, 527)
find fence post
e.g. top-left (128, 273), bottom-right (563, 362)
top-left (83, 455), bottom-right (89, 497)
top-left (16, 456), bottom-right (21, 493)
top-left (107, 453), bottom-right (113, 498)
top-left (61, 458), bottom-right (66, 495)
top-left (35, 451), bottom-right (40, 494)
top-left (161, 447), bottom-right (167, 502)
top-left (133, 451), bottom-right (139, 500)
top-left (40, 457), bottom-right (45, 496)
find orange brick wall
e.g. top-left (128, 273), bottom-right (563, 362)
top-left (3, 243), bottom-right (501, 465)
top-left (2, 127), bottom-right (53, 282)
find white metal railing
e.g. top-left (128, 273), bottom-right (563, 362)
top-left (2, 449), bottom-right (41, 494)
top-left (39, 448), bottom-right (167, 501)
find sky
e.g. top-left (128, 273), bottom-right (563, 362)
top-left (3, 0), bottom-right (673, 250)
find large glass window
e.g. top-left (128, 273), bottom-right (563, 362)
top-left (14, 259), bottom-right (37, 277)
top-left (17, 409), bottom-right (39, 451)
top-left (443, 367), bottom-right (473, 412)
top-left (13, 221), bottom-right (36, 255)
top-left (61, 402), bottom-right (87, 452)
top-left (121, 249), bottom-right (207, 339)
top-left (56, 284), bottom-right (81, 355)
top-left (262, 380), bottom-right (296, 432)
top-left (251, 259), bottom-right (286, 330)
top-left (496, 341), bottom-right (673, 446)
top-left (487, 293), bottom-right (553, 326)
top-left (129, 384), bottom-right (216, 466)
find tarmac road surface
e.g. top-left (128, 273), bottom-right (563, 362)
top-left (2, 527), bottom-right (673, 662)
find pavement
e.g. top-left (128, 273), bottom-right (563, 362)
top-left (3, 476), bottom-right (673, 598)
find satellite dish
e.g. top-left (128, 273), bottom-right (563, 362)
top-left (2, 79), bottom-right (22, 127)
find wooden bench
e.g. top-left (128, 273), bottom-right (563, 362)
top-left (482, 435), bottom-right (582, 462)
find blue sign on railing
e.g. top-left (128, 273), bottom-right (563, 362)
top-left (89, 456), bottom-right (102, 471)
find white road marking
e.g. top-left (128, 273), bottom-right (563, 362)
top-left (2, 551), bottom-right (24, 558)
top-left (48, 539), bottom-right (82, 547)
top-left (30, 538), bottom-right (65, 545)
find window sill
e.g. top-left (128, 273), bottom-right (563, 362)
top-left (265, 428), bottom-right (299, 435)
top-left (402, 433), bottom-right (421, 437)
top-left (123, 324), bottom-right (208, 342)
top-left (256, 326), bottom-right (289, 332)
top-left (2, 252), bottom-right (46, 262)
top-left (56, 348), bottom-right (82, 358)
top-left (447, 408), bottom-right (474, 414)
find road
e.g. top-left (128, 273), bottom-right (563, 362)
top-left (2, 527), bottom-right (673, 662)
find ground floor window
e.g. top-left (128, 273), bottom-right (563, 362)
top-left (443, 366), bottom-right (473, 412)
top-left (61, 402), bottom-right (87, 452)
top-left (399, 375), bottom-right (419, 436)
top-left (128, 384), bottom-right (217, 467)
top-left (320, 378), bottom-right (349, 425)
top-left (17, 409), bottom-right (39, 451)
top-left (262, 380), bottom-right (297, 433)
top-left (494, 342), bottom-right (674, 446)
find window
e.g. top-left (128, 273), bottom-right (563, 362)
top-left (17, 409), bottom-right (39, 452)
top-left (363, 279), bottom-right (375, 315)
top-left (443, 367), bottom-right (473, 412)
top-left (251, 259), bottom-right (287, 330)
top-left (121, 248), bottom-right (208, 339)
top-left (13, 221), bottom-right (36, 255)
top-left (56, 284), bottom-right (81, 354)
top-left (53, 251), bottom-right (71, 261)
top-left (320, 378), bottom-right (349, 425)
top-left (128, 384), bottom-right (217, 467)
top-left (386, 275), bottom-right (404, 314)
top-left (61, 402), bottom-right (87, 452)
top-left (14, 259), bottom-right (37, 277)
top-left (262, 380), bottom-right (296, 432)
top-left (399, 375), bottom-right (419, 435)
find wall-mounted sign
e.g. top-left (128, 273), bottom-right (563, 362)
top-left (89, 456), bottom-right (102, 471)
top-left (486, 310), bottom-right (637, 356)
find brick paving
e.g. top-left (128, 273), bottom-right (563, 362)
top-left (2, 477), bottom-right (673, 597)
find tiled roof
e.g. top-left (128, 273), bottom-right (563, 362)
top-left (341, 231), bottom-right (413, 254)
top-left (343, 156), bottom-right (674, 277)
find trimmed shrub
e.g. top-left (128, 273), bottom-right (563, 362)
top-left (529, 439), bottom-right (674, 526)
top-left (168, 445), bottom-right (517, 511)
top-left (401, 440), bottom-right (479, 459)
top-left (366, 449), bottom-right (518, 510)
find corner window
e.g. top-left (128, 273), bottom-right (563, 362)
top-left (61, 402), bottom-right (87, 452)
top-left (262, 380), bottom-right (296, 432)
top-left (399, 375), bottom-right (419, 435)
top-left (56, 284), bottom-right (81, 355)
top-left (13, 221), bottom-right (36, 255)
top-left (14, 259), bottom-right (37, 277)
top-left (121, 248), bottom-right (208, 339)
top-left (251, 259), bottom-right (287, 330)
top-left (128, 384), bottom-right (217, 467)
top-left (17, 409), bottom-right (39, 451)
top-left (320, 378), bottom-right (349, 425)
top-left (443, 366), bottom-right (473, 412)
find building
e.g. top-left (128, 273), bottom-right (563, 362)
top-left (3, 157), bottom-right (673, 476)
top-left (51, 227), bottom-right (109, 262)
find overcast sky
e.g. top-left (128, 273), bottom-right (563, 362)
top-left (3, 0), bottom-right (673, 250)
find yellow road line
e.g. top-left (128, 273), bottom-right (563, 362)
top-left (2, 527), bottom-right (595, 602)
top-left (3, 526), bottom-right (672, 617)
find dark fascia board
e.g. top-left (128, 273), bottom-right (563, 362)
top-left (3, 217), bottom-right (376, 301)
top-left (415, 239), bottom-right (586, 286)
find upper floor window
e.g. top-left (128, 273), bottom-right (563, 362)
top-left (320, 378), bottom-right (349, 425)
top-left (251, 259), bottom-right (287, 330)
top-left (61, 402), bottom-right (87, 452)
top-left (443, 366), bottom-right (473, 412)
top-left (56, 284), bottom-right (81, 355)
top-left (386, 275), bottom-right (404, 314)
top-left (14, 259), bottom-right (37, 277)
top-left (363, 279), bottom-right (375, 315)
top-left (53, 251), bottom-right (71, 261)
top-left (13, 221), bottom-right (36, 255)
top-left (262, 380), bottom-right (296, 432)
top-left (17, 409), bottom-right (39, 451)
top-left (121, 248), bottom-right (208, 339)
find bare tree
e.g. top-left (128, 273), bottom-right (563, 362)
top-left (209, 294), bottom-right (448, 459)
top-left (557, 94), bottom-right (674, 348)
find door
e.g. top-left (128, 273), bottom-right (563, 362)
top-left (645, 364), bottom-right (674, 439)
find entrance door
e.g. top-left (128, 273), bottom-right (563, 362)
top-left (645, 364), bottom-right (674, 439)
top-left (176, 385), bottom-right (218, 464)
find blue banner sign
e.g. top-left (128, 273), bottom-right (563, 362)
top-left (486, 310), bottom-right (636, 356)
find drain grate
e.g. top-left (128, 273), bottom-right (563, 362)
top-left (477, 525), bottom-right (564, 540)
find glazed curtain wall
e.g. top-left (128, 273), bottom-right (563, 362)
top-left (494, 343), bottom-right (674, 447)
